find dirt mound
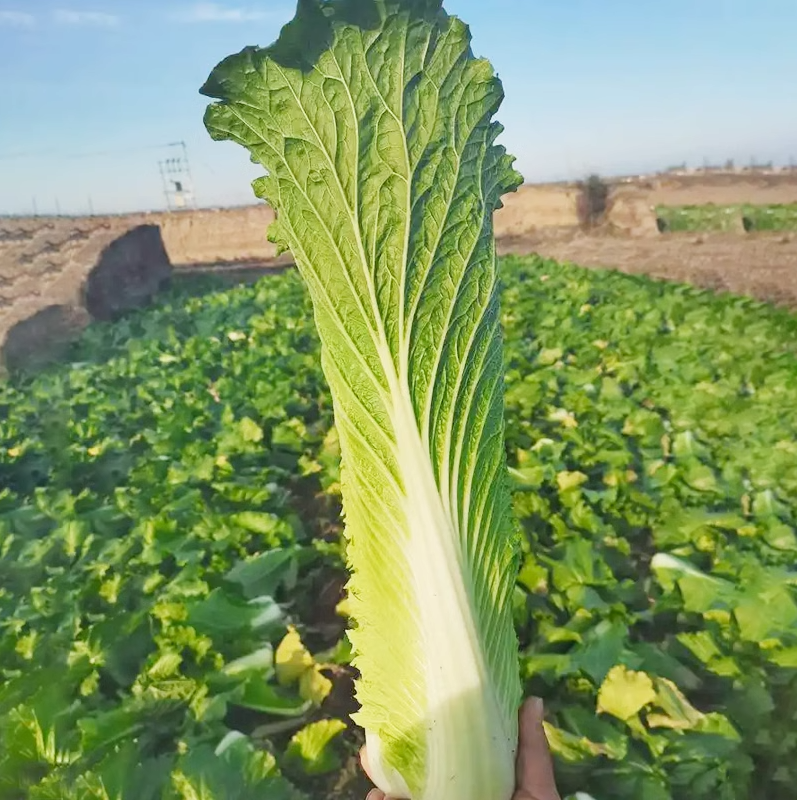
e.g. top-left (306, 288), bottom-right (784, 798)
top-left (605, 194), bottom-right (659, 236)
top-left (84, 226), bottom-right (171, 320)
top-left (1, 223), bottom-right (172, 372)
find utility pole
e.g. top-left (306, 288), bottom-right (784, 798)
top-left (180, 141), bottom-right (196, 206)
top-left (158, 141), bottom-right (197, 212)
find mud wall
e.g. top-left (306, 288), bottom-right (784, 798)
top-left (155, 205), bottom-right (280, 264)
top-left (3, 173), bottom-right (796, 271)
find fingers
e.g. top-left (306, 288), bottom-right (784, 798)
top-left (362, 702), bottom-right (560, 800)
top-left (515, 697), bottom-right (561, 800)
top-left (361, 746), bottom-right (387, 800)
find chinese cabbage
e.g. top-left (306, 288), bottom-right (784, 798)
top-left (201, 2), bottom-right (523, 798)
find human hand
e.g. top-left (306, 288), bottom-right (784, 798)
top-left (361, 697), bottom-right (561, 800)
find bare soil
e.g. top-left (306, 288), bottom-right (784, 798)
top-left (498, 230), bottom-right (797, 308)
top-left (180, 230), bottom-right (797, 309)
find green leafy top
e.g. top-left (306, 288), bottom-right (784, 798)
top-left (202, 2), bottom-right (523, 797)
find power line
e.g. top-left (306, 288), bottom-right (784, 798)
top-left (0, 141), bottom-right (185, 162)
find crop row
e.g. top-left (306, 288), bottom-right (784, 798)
top-left (1, 257), bottom-right (796, 799)
top-left (656, 203), bottom-right (797, 233)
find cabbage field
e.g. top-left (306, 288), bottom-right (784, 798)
top-left (1, 255), bottom-right (796, 800)
top-left (655, 203), bottom-right (797, 233)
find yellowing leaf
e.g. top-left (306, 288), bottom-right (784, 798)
top-left (99, 575), bottom-right (122, 604)
top-left (597, 665), bottom-right (656, 721)
top-left (143, 573), bottom-right (165, 594)
top-left (238, 417), bottom-right (263, 443)
top-left (275, 626), bottom-right (314, 686)
top-left (557, 471), bottom-right (588, 492)
top-left (769, 647), bottom-right (797, 668)
top-left (275, 628), bottom-right (332, 706)
top-left (543, 722), bottom-right (615, 762)
top-left (148, 652), bottom-right (184, 680)
top-left (286, 719), bottom-right (347, 776)
top-left (549, 408), bottom-right (578, 428)
top-left (299, 665), bottom-right (333, 706)
top-left (604, 471), bottom-right (620, 487)
top-left (538, 348), bottom-right (563, 366)
top-left (648, 677), bottom-right (703, 730)
top-left (299, 454), bottom-right (323, 475)
top-left (646, 713), bottom-right (684, 730)
top-left (80, 671), bottom-right (100, 696)
top-left (15, 632), bottom-right (37, 660)
top-left (335, 597), bottom-right (352, 618)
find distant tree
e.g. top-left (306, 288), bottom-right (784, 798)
top-left (578, 174), bottom-right (610, 229)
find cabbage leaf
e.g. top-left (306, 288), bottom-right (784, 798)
top-left (202, 2), bottom-right (523, 798)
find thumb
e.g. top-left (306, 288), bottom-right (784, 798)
top-left (515, 698), bottom-right (561, 800)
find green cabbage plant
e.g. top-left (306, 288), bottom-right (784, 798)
top-left (202, 2), bottom-right (523, 798)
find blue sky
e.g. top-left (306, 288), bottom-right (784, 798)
top-left (0, 0), bottom-right (794, 215)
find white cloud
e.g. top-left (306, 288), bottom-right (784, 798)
top-left (0, 10), bottom-right (36, 26)
top-left (178, 3), bottom-right (277, 23)
top-left (54, 9), bottom-right (121, 27)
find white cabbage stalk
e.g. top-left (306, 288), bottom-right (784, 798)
top-left (202, 2), bottom-right (523, 798)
